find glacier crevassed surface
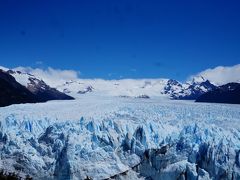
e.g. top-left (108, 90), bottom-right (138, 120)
top-left (0, 95), bottom-right (240, 179)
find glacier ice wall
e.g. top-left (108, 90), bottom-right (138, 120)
top-left (0, 96), bottom-right (240, 179)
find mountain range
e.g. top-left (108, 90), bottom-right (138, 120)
top-left (56, 76), bottom-right (216, 100)
top-left (0, 67), bottom-right (239, 106)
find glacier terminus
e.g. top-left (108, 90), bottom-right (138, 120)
top-left (0, 94), bottom-right (240, 179)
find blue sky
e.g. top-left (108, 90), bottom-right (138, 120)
top-left (0, 0), bottom-right (240, 80)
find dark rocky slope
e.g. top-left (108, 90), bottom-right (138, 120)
top-left (7, 70), bottom-right (74, 102)
top-left (0, 70), bottom-right (74, 107)
top-left (0, 70), bottom-right (37, 107)
top-left (196, 83), bottom-right (240, 104)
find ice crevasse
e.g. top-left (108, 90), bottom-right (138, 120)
top-left (0, 96), bottom-right (240, 179)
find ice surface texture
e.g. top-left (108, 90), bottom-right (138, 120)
top-left (0, 95), bottom-right (240, 179)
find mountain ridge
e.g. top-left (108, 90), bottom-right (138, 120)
top-left (0, 69), bottom-right (74, 107)
top-left (0, 70), bottom-right (37, 107)
top-left (196, 82), bottom-right (240, 104)
top-left (7, 70), bottom-right (74, 102)
top-left (56, 76), bottom-right (216, 100)
top-left (2, 67), bottom-right (239, 103)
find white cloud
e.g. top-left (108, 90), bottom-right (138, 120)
top-left (13, 66), bottom-right (80, 87)
top-left (193, 64), bottom-right (240, 85)
top-left (2, 64), bottom-right (240, 87)
top-left (0, 66), bottom-right (9, 71)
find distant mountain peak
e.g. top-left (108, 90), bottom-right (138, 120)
top-left (187, 75), bottom-right (206, 85)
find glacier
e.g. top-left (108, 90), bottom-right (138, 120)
top-left (0, 95), bottom-right (240, 179)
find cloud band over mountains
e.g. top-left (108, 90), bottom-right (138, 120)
top-left (193, 64), bottom-right (240, 85)
top-left (13, 67), bottom-right (80, 87)
top-left (1, 64), bottom-right (240, 86)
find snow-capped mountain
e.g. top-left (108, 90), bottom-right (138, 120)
top-left (0, 68), bottom-right (74, 107)
top-left (56, 76), bottom-right (216, 100)
top-left (6, 69), bottom-right (74, 102)
top-left (0, 70), bottom-right (37, 107)
top-left (0, 67), bottom-right (217, 101)
top-left (173, 76), bottom-right (217, 100)
top-left (57, 79), bottom-right (171, 98)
